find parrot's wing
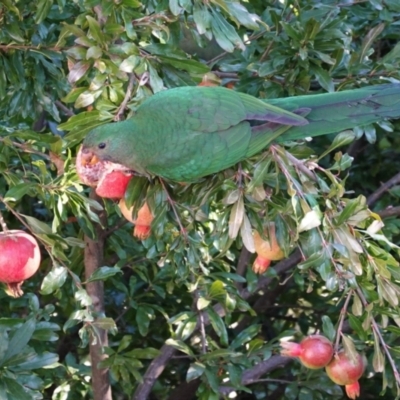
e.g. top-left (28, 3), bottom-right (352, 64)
top-left (136, 86), bottom-right (308, 134)
top-left (133, 87), bottom-right (309, 180)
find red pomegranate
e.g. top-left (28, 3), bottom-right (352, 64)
top-left (253, 223), bottom-right (284, 274)
top-left (325, 350), bottom-right (366, 386)
top-left (118, 199), bottom-right (153, 240)
top-left (95, 170), bottom-right (133, 199)
top-left (280, 335), bottom-right (334, 369)
top-left (76, 145), bottom-right (133, 198)
top-left (0, 230), bottom-right (41, 297)
top-left (345, 381), bottom-right (361, 399)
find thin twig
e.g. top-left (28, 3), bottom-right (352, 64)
top-left (235, 247), bottom-right (251, 290)
top-left (0, 137), bottom-right (51, 160)
top-left (334, 290), bottom-right (353, 352)
top-left (355, 287), bottom-right (400, 386)
top-left (337, 0), bottom-right (369, 6)
top-left (159, 178), bottom-right (187, 239)
top-left (114, 73), bottom-right (137, 121)
top-left (377, 206), bottom-right (400, 219)
top-left (0, 208), bottom-right (8, 233)
top-left (367, 171), bottom-right (400, 206)
top-left (260, 40), bottom-right (274, 62)
top-left (55, 100), bottom-right (75, 117)
top-left (284, 150), bottom-right (318, 182)
top-left (198, 308), bottom-right (207, 354)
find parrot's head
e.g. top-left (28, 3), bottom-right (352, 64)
top-left (76, 122), bottom-right (133, 187)
top-left (81, 123), bottom-right (123, 166)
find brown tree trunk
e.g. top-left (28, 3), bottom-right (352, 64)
top-left (85, 190), bottom-right (112, 400)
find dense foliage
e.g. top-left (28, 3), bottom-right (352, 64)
top-left (1, 0), bottom-right (400, 399)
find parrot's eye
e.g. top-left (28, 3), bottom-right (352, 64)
top-left (98, 142), bottom-right (106, 149)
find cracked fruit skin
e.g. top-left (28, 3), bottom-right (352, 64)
top-left (280, 335), bottom-right (334, 369)
top-left (0, 230), bottom-right (41, 297)
top-left (253, 223), bottom-right (284, 273)
top-left (325, 350), bottom-right (366, 385)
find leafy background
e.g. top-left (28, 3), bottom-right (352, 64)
top-left (0, 0), bottom-right (400, 399)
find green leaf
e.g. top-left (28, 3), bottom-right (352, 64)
top-left (136, 306), bottom-right (153, 337)
top-left (317, 130), bottom-right (356, 160)
top-left (197, 297), bottom-right (210, 310)
top-left (93, 318), bottom-right (117, 331)
top-left (0, 319), bottom-right (35, 366)
top-left (119, 55), bottom-right (140, 73)
top-left (382, 41), bottom-right (400, 63)
top-left (372, 330), bottom-right (384, 372)
top-left (35, 0), bottom-right (53, 24)
top-left (40, 265), bottom-right (68, 295)
top-left (207, 307), bottom-right (228, 346)
top-left (4, 183), bottom-right (36, 202)
top-left (67, 61), bottom-right (91, 84)
top-left (341, 335), bottom-right (358, 364)
top-left (86, 16), bottom-right (106, 46)
top-left (125, 348), bottom-right (160, 359)
top-left (74, 288), bottom-right (93, 307)
top-left (3, 377), bottom-right (31, 400)
top-left (241, 213), bottom-right (255, 253)
top-left (298, 210), bottom-right (321, 232)
top-left (158, 56), bottom-right (209, 74)
top-left (165, 339), bottom-right (194, 356)
top-left (225, 1), bottom-right (260, 30)
top-left (193, 4), bottom-right (211, 34)
top-left (314, 66), bottom-right (334, 93)
top-left (359, 23), bottom-right (385, 63)
top-left (14, 352), bottom-right (58, 370)
top-left (86, 266), bottom-right (122, 283)
top-left (321, 315), bottom-right (335, 342)
top-left (335, 197), bottom-right (363, 226)
top-left (230, 324), bottom-right (260, 350)
top-left (187, 362), bottom-right (205, 382)
top-left (209, 280), bottom-right (226, 299)
top-left (210, 9), bottom-right (244, 52)
top-left (228, 195), bottom-right (244, 239)
top-left (22, 215), bottom-right (52, 235)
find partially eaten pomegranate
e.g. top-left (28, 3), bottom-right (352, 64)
top-left (76, 146), bottom-right (134, 199)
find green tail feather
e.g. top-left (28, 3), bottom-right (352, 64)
top-left (266, 84), bottom-right (400, 142)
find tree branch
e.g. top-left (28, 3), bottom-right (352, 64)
top-left (377, 206), bottom-right (400, 219)
top-left (55, 100), bottom-right (75, 117)
top-left (114, 73), bottom-right (137, 121)
top-left (85, 190), bottom-right (112, 400)
top-left (132, 250), bottom-right (302, 399)
top-left (133, 344), bottom-right (176, 400)
top-left (367, 171), bottom-right (400, 206)
top-left (219, 356), bottom-right (292, 395)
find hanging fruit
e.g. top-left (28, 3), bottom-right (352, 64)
top-left (325, 350), bottom-right (366, 399)
top-left (0, 230), bottom-right (41, 297)
top-left (119, 199), bottom-right (154, 240)
top-left (280, 334), bottom-right (334, 369)
top-left (252, 223), bottom-right (284, 273)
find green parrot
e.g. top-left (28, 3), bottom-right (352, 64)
top-left (80, 84), bottom-right (400, 182)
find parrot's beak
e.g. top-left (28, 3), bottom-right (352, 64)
top-left (80, 147), bottom-right (100, 167)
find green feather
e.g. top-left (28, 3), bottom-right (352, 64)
top-left (82, 84), bottom-right (400, 181)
